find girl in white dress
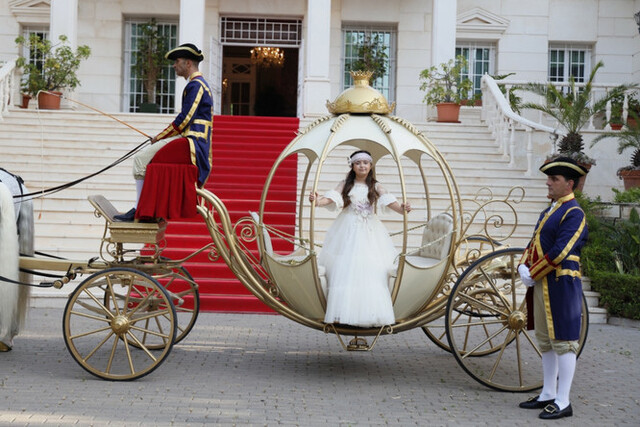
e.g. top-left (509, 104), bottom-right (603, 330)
top-left (309, 150), bottom-right (411, 327)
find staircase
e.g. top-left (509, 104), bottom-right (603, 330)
top-left (0, 107), bottom-right (607, 322)
top-left (159, 115), bottom-right (299, 313)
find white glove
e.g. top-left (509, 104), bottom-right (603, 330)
top-left (518, 264), bottom-right (536, 288)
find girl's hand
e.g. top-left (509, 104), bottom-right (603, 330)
top-left (309, 191), bottom-right (318, 203)
top-left (402, 202), bottom-right (411, 213)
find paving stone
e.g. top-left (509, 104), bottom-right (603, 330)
top-left (1, 308), bottom-right (639, 426)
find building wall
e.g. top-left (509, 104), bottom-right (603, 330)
top-left (1, 0), bottom-right (638, 118)
top-left (458, 0), bottom-right (639, 83)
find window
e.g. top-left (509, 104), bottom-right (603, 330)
top-left (123, 19), bottom-right (178, 113)
top-left (342, 25), bottom-right (396, 101)
top-left (20, 27), bottom-right (49, 74)
top-left (456, 43), bottom-right (495, 96)
top-left (548, 45), bottom-right (591, 83)
top-left (220, 17), bottom-right (302, 46)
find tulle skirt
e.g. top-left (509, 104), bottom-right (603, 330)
top-left (319, 210), bottom-right (397, 327)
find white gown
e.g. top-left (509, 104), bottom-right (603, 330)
top-left (319, 182), bottom-right (397, 327)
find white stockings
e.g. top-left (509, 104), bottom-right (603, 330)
top-left (539, 351), bottom-right (558, 401)
top-left (556, 352), bottom-right (577, 410)
top-left (135, 179), bottom-right (144, 208)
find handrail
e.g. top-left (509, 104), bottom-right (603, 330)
top-left (481, 74), bottom-right (561, 136)
top-left (481, 74), bottom-right (638, 174)
top-left (481, 74), bottom-right (560, 174)
top-left (0, 58), bottom-right (18, 120)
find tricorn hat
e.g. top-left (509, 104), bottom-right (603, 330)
top-left (165, 43), bottom-right (204, 62)
top-left (539, 156), bottom-right (589, 180)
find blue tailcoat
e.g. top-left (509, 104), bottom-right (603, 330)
top-left (521, 193), bottom-right (588, 340)
top-left (156, 72), bottom-right (213, 186)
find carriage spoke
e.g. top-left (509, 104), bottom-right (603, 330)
top-left (487, 328), bottom-right (514, 380)
top-left (69, 325), bottom-right (112, 340)
top-left (478, 265), bottom-right (514, 312)
top-left (459, 323), bottom-right (509, 359)
top-left (126, 331), bottom-right (160, 362)
top-left (122, 335), bottom-right (135, 375)
top-left (457, 292), bottom-right (509, 318)
top-left (78, 330), bottom-right (115, 362)
top-left (105, 333), bottom-right (119, 374)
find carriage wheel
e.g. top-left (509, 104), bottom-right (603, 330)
top-left (158, 265), bottom-right (199, 345)
top-left (63, 268), bottom-right (177, 381)
top-left (422, 316), bottom-right (450, 352)
top-left (422, 237), bottom-right (503, 353)
top-left (445, 248), bottom-right (588, 392)
top-left (105, 263), bottom-right (199, 347)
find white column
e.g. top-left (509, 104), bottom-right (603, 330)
top-left (303, 0), bottom-right (331, 118)
top-left (50, 0), bottom-right (78, 47)
top-left (431, 0), bottom-right (457, 66)
top-left (175, 0), bottom-right (206, 111)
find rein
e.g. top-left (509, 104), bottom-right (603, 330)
top-left (13, 91), bottom-right (152, 201)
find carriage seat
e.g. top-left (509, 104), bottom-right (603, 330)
top-left (249, 211), bottom-right (327, 295)
top-left (88, 195), bottom-right (166, 244)
top-left (388, 212), bottom-right (454, 288)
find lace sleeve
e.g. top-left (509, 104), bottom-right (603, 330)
top-left (376, 183), bottom-right (397, 213)
top-left (323, 181), bottom-right (345, 211)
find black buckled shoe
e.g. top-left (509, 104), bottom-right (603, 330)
top-left (519, 395), bottom-right (555, 409)
top-left (114, 207), bottom-right (136, 222)
top-left (539, 403), bottom-right (573, 419)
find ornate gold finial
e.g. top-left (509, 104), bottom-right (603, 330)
top-left (326, 70), bottom-right (394, 115)
top-left (350, 70), bottom-right (374, 86)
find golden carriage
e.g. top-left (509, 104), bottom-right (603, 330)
top-left (17, 73), bottom-right (588, 390)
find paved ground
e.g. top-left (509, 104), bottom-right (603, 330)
top-left (1, 308), bottom-right (639, 426)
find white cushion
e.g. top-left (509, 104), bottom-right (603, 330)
top-left (419, 213), bottom-right (453, 260)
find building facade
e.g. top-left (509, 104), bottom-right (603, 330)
top-left (1, 0), bottom-right (639, 123)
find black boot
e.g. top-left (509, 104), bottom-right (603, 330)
top-left (114, 207), bottom-right (136, 222)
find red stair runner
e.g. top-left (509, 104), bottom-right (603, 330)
top-left (160, 115), bottom-right (299, 313)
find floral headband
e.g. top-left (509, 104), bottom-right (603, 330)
top-left (348, 152), bottom-right (373, 166)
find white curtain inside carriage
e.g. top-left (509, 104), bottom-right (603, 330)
top-left (0, 169), bottom-right (34, 350)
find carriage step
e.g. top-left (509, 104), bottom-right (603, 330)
top-left (87, 195), bottom-right (167, 244)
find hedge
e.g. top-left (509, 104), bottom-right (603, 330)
top-left (590, 271), bottom-right (640, 320)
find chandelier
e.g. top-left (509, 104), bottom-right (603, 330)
top-left (250, 46), bottom-right (284, 68)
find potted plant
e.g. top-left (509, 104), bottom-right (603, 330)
top-left (15, 34), bottom-right (91, 109)
top-left (134, 19), bottom-right (170, 113)
top-left (608, 87), bottom-right (627, 130)
top-left (419, 55), bottom-right (473, 122)
top-left (591, 110), bottom-right (640, 189)
top-left (627, 93), bottom-right (640, 129)
top-left (521, 61), bottom-right (630, 188)
top-left (351, 33), bottom-right (388, 85)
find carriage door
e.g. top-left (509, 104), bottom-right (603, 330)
top-left (222, 58), bottom-right (255, 116)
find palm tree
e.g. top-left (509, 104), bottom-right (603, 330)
top-left (521, 61), bottom-right (627, 165)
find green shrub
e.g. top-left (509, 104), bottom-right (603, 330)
top-left (576, 191), bottom-right (640, 319)
top-left (612, 187), bottom-right (640, 203)
top-left (590, 271), bottom-right (640, 320)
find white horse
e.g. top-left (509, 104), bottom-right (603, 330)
top-left (0, 169), bottom-right (34, 351)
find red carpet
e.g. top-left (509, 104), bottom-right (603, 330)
top-left (159, 115), bottom-right (299, 313)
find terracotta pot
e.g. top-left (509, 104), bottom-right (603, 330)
top-left (619, 169), bottom-right (640, 190)
top-left (20, 94), bottom-right (31, 109)
top-left (460, 99), bottom-right (482, 107)
top-left (37, 91), bottom-right (62, 110)
top-left (574, 162), bottom-right (592, 192)
top-left (436, 102), bottom-right (461, 123)
top-left (610, 122), bottom-right (623, 131)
